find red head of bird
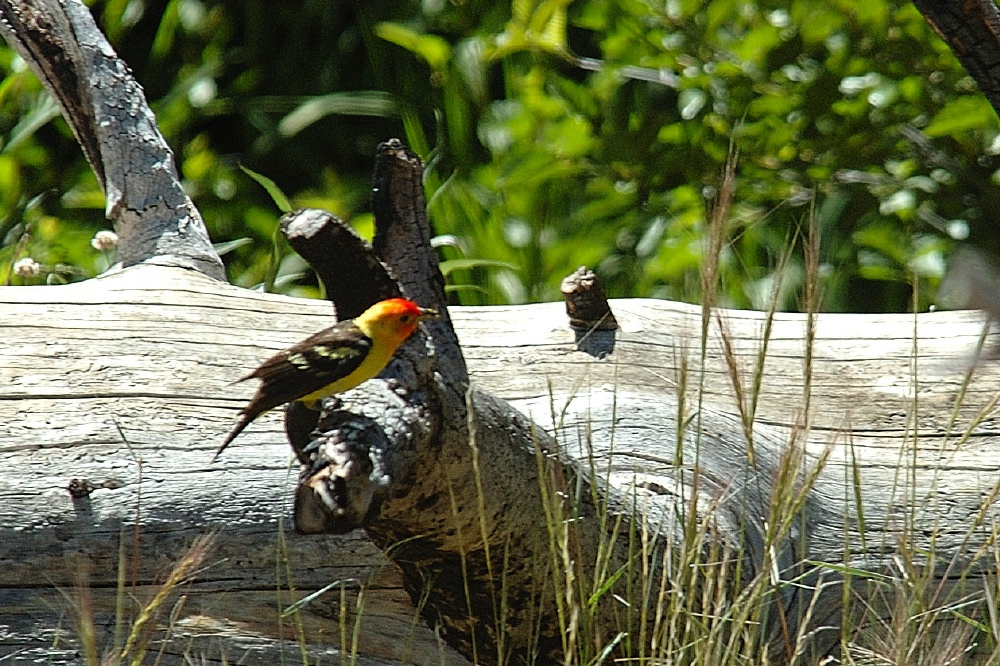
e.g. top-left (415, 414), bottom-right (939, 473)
top-left (353, 297), bottom-right (437, 347)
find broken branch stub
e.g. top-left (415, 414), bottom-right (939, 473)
top-left (370, 139), bottom-right (467, 384)
top-left (279, 208), bottom-right (401, 320)
top-left (561, 265), bottom-right (618, 358)
top-left (371, 140), bottom-right (448, 315)
top-left (561, 266), bottom-right (619, 331)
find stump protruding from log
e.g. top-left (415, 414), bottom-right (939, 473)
top-left (561, 266), bottom-right (618, 358)
top-left (370, 139), bottom-right (466, 383)
top-left (277, 207), bottom-right (412, 491)
top-left (281, 140), bottom-right (452, 540)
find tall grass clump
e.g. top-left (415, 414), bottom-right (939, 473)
top-left (67, 533), bottom-right (214, 666)
top-left (443, 154), bottom-right (1000, 666)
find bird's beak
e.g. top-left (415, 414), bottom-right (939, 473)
top-left (417, 307), bottom-right (439, 320)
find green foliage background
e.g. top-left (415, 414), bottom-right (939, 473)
top-left (1, 0), bottom-right (998, 312)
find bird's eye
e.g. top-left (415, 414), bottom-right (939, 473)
top-left (400, 314), bottom-right (411, 323)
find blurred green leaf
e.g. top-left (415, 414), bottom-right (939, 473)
top-left (279, 92), bottom-right (399, 137)
top-left (2, 94), bottom-right (59, 154)
top-left (439, 258), bottom-right (518, 276)
top-left (375, 22), bottom-right (451, 72)
top-left (536, 0), bottom-right (569, 52)
top-left (213, 237), bottom-right (253, 257)
top-left (445, 283), bottom-right (489, 295)
top-left (924, 96), bottom-right (998, 138)
top-left (262, 223), bottom-right (283, 294)
top-left (240, 166), bottom-right (292, 214)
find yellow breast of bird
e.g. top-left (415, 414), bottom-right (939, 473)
top-left (297, 340), bottom-right (398, 404)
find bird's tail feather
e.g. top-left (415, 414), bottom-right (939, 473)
top-left (213, 412), bottom-right (253, 461)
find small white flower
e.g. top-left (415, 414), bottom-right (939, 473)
top-left (91, 229), bottom-right (119, 251)
top-left (13, 257), bottom-right (42, 277)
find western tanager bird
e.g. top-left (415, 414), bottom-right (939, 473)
top-left (215, 297), bottom-right (437, 460)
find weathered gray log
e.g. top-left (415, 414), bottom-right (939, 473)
top-left (0, 264), bottom-right (468, 665)
top-left (4, 262), bottom-right (1000, 664)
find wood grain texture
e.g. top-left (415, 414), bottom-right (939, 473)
top-left (0, 266), bottom-right (464, 665)
top-left (3, 264), bottom-right (1000, 663)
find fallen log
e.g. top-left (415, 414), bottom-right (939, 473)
top-left (4, 259), bottom-right (1000, 663)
